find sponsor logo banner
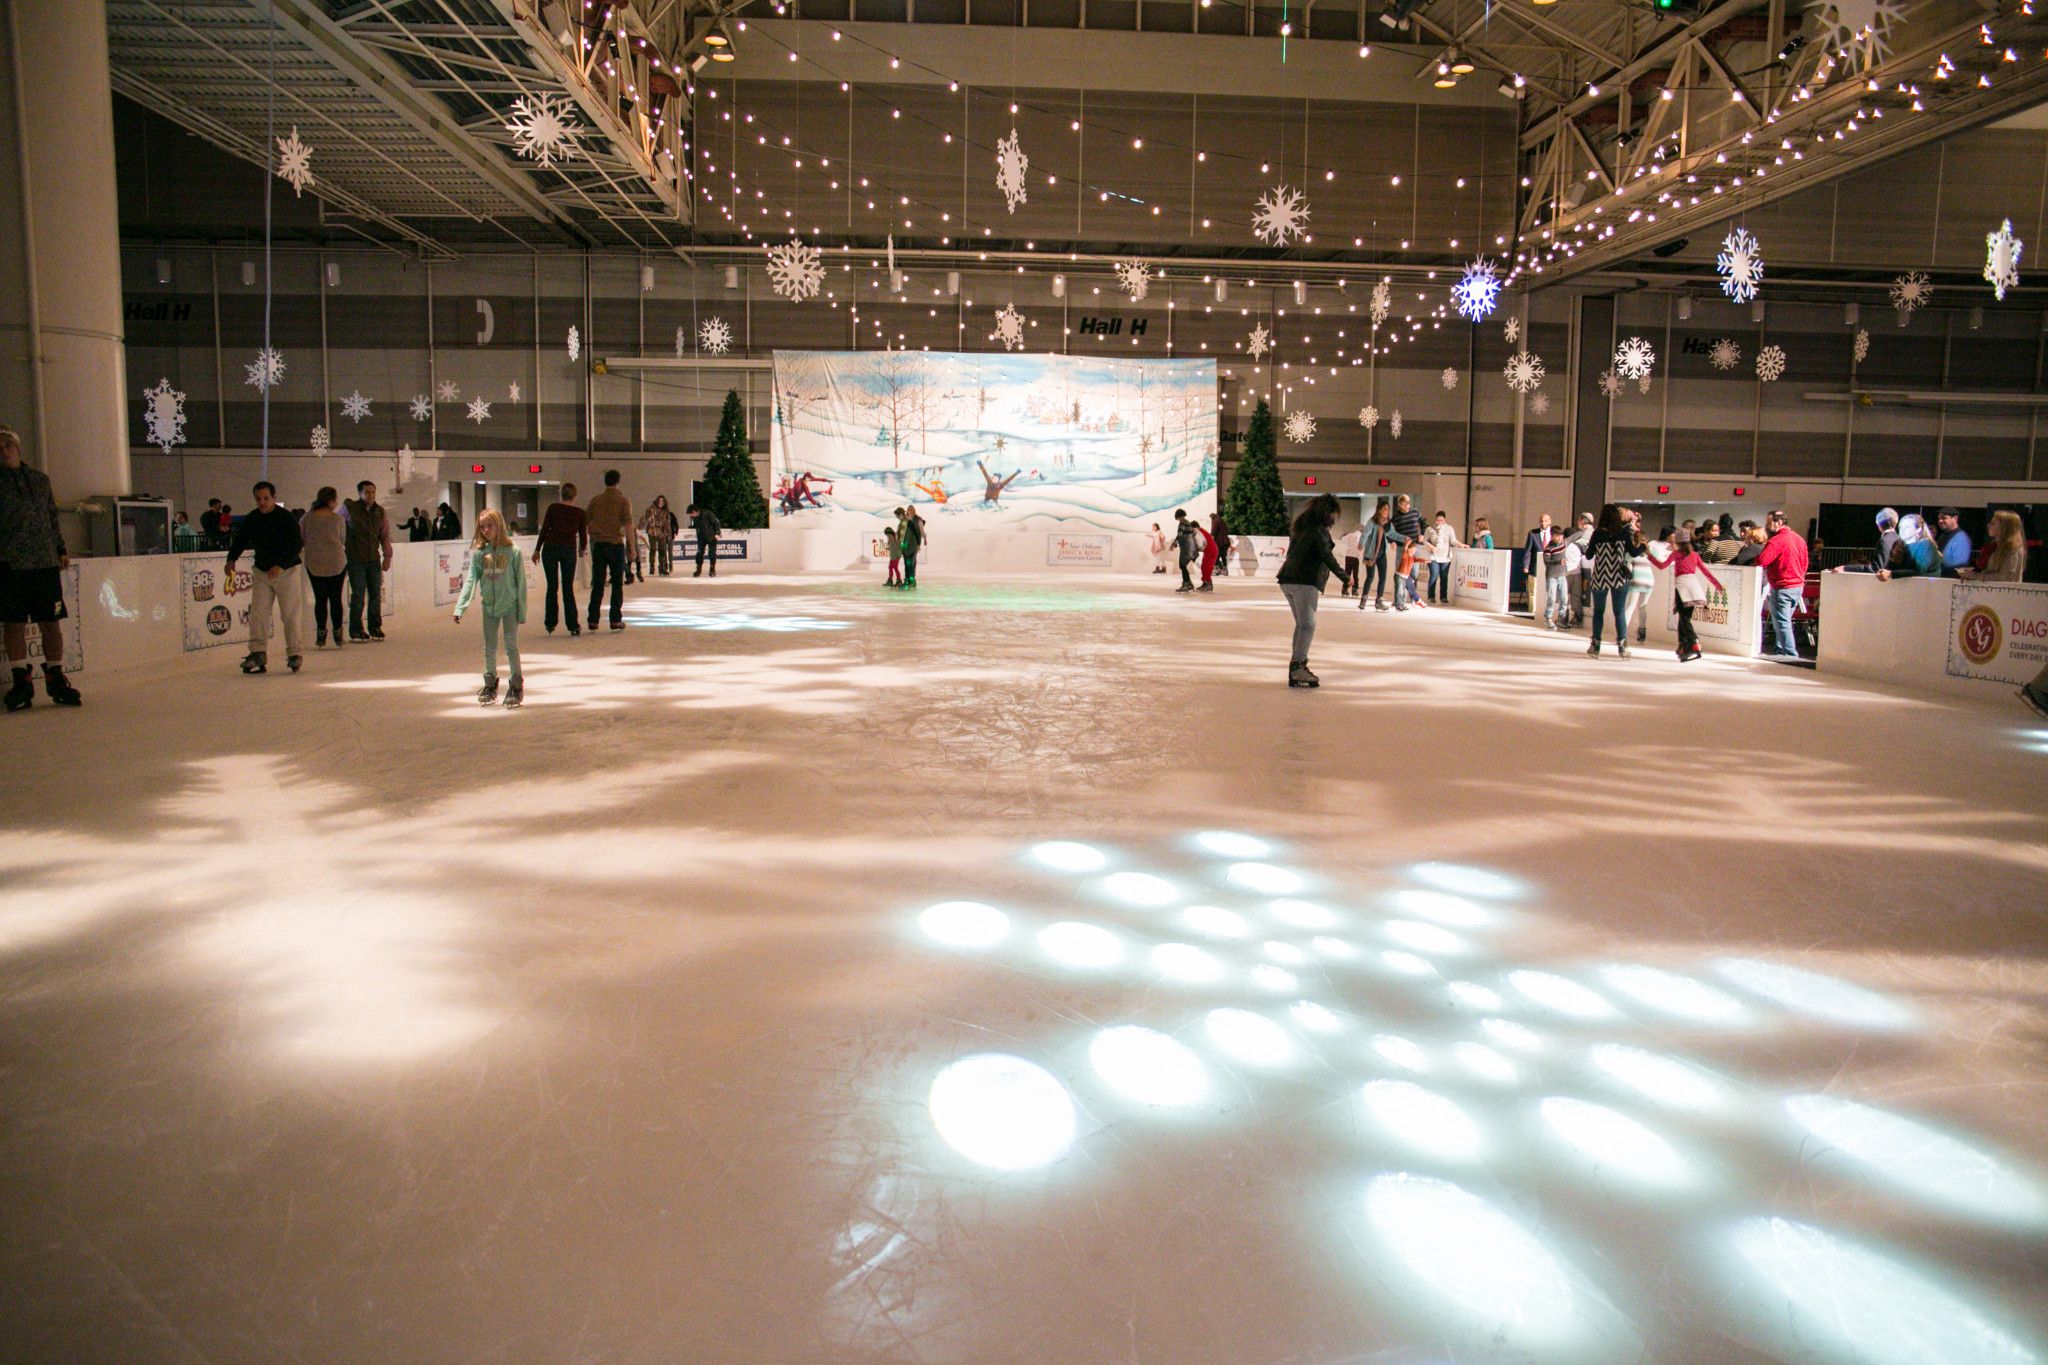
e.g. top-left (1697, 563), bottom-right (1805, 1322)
top-left (181, 555), bottom-right (251, 652)
top-left (1948, 585), bottom-right (2048, 684)
top-left (1047, 533), bottom-right (1114, 566)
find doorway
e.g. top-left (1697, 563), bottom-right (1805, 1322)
top-left (500, 485), bottom-right (542, 534)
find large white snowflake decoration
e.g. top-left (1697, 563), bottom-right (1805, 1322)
top-left (1614, 335), bottom-right (1657, 380)
top-left (466, 396), bottom-right (492, 424)
top-left (1441, 367), bottom-right (1459, 391)
top-left (1247, 324), bottom-right (1272, 360)
top-left (1389, 410), bottom-right (1403, 439)
top-left (505, 92), bottom-right (579, 169)
top-left (507, 381), bottom-right (522, 404)
top-left (436, 379), bottom-right (460, 403)
top-left (275, 127), bottom-right (314, 197)
top-left (1710, 338), bottom-right (1743, 371)
top-left (339, 390), bottom-right (372, 423)
top-left (1503, 315), bottom-right (1522, 344)
top-left (1503, 351), bottom-right (1545, 394)
top-left (992, 304), bottom-right (1026, 352)
top-left (1359, 405), bottom-right (1380, 430)
top-left (243, 347), bottom-right (285, 392)
top-left (566, 326), bottom-right (581, 361)
top-left (1529, 391), bottom-right (1552, 416)
top-left (765, 238), bottom-right (826, 302)
top-left (1717, 227), bottom-right (1765, 304)
top-left (1283, 410), bottom-right (1317, 444)
top-left (1450, 257), bottom-right (1503, 322)
top-left (1369, 281), bottom-right (1392, 327)
top-left (1853, 328), bottom-right (1871, 363)
top-left (142, 378), bottom-right (186, 454)
top-left (1890, 271), bottom-right (1932, 315)
top-left (1756, 344), bottom-right (1789, 382)
top-left (1599, 368), bottom-right (1625, 400)
top-left (1815, 0), bottom-right (1906, 71)
top-left (1114, 259), bottom-right (1151, 301)
top-left (699, 317), bottom-right (733, 355)
top-left (1252, 184), bottom-right (1312, 247)
top-left (310, 423), bottom-right (329, 455)
top-left (409, 394), bottom-right (432, 421)
top-left (1985, 219), bottom-right (2023, 301)
top-left (995, 129), bottom-right (1029, 215)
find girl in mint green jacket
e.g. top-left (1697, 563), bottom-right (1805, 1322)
top-left (454, 509), bottom-right (529, 707)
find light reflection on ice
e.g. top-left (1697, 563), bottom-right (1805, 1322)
top-left (1598, 964), bottom-right (1750, 1025)
top-left (1360, 1081), bottom-right (1484, 1161)
top-left (1192, 831), bottom-right (1273, 858)
top-left (1408, 863), bottom-right (1520, 899)
top-left (1204, 1008), bottom-right (1297, 1067)
top-left (928, 1054), bottom-right (1076, 1170)
top-left (1783, 1094), bottom-right (2048, 1227)
top-left (1540, 1096), bottom-right (1697, 1191)
top-left (1226, 862), bottom-right (1304, 894)
top-left (1029, 840), bottom-right (1109, 873)
top-left (1713, 957), bottom-right (1915, 1031)
top-left (1182, 905), bottom-right (1252, 939)
top-left (1090, 1026), bottom-right (1209, 1107)
top-left (1269, 898), bottom-right (1338, 929)
top-left (917, 901), bottom-right (1010, 949)
top-left (1509, 969), bottom-right (1620, 1020)
top-left (1151, 942), bottom-right (1224, 984)
top-left (1037, 921), bottom-right (1124, 970)
top-left (1098, 870), bottom-right (1179, 906)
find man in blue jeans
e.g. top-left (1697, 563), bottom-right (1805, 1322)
top-left (1753, 508), bottom-right (1810, 658)
top-left (583, 469), bottom-right (634, 631)
top-left (341, 479), bottom-right (393, 641)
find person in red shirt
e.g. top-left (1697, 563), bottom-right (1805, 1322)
top-left (1753, 508), bottom-right (1810, 659)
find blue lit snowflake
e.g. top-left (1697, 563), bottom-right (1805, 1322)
top-left (1450, 258), bottom-right (1503, 322)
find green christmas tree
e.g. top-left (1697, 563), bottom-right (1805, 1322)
top-left (702, 389), bottom-right (768, 528)
top-left (1223, 397), bottom-right (1287, 535)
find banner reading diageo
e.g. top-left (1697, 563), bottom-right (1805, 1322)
top-left (1947, 583), bottom-right (2048, 684)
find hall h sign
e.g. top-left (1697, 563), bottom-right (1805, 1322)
top-left (1077, 316), bottom-right (1150, 335)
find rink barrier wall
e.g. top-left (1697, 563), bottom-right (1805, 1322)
top-left (1819, 573), bottom-right (2048, 699)
top-left (1638, 563), bottom-right (1767, 658)
top-left (1450, 549), bottom-right (1514, 613)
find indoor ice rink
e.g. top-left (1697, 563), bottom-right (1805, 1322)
top-left (4, 1), bottom-right (2048, 1363)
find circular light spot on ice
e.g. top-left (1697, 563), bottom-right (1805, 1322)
top-left (1783, 1094), bottom-right (2048, 1228)
top-left (1250, 964), bottom-right (1299, 993)
top-left (1037, 921), bottom-right (1124, 970)
top-left (1509, 969), bottom-right (1620, 1020)
top-left (1099, 871), bottom-right (1179, 906)
top-left (1388, 887), bottom-right (1496, 928)
top-left (1269, 898), bottom-right (1338, 929)
top-left (918, 901), bottom-right (1010, 949)
top-left (1481, 1018), bottom-right (1544, 1052)
top-left (1183, 904), bottom-right (1251, 939)
top-left (1361, 1080), bottom-right (1484, 1160)
top-left (1261, 940), bottom-right (1308, 965)
top-left (1384, 920), bottom-right (1472, 955)
top-left (1713, 957), bottom-right (1915, 1030)
top-left (1204, 1007), bottom-right (1297, 1067)
top-left (1371, 1034), bottom-right (1430, 1073)
top-left (1598, 964), bottom-right (1749, 1025)
top-left (1089, 1026), bottom-right (1209, 1107)
top-left (1290, 1001), bottom-right (1342, 1033)
top-left (1408, 863), bottom-right (1519, 899)
top-left (1589, 1044), bottom-right (1731, 1113)
top-left (1725, 1217), bottom-right (2043, 1365)
top-left (1151, 942), bottom-right (1224, 984)
top-left (1029, 840), bottom-right (1108, 873)
top-left (928, 1054), bottom-right (1076, 1170)
top-left (1227, 861), bottom-right (1303, 894)
top-left (1540, 1096), bottom-right (1696, 1190)
top-left (1310, 935), bottom-right (1357, 959)
top-left (1447, 981), bottom-right (1504, 1012)
top-left (1453, 1041), bottom-right (1520, 1084)
top-left (1380, 950), bottom-right (1439, 978)
top-left (1362, 1174), bottom-right (1584, 1348)
top-left (1193, 830), bottom-right (1272, 858)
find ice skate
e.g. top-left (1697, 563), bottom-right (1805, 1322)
top-left (43, 666), bottom-right (80, 706)
top-left (478, 676), bottom-right (499, 705)
top-left (5, 666), bottom-right (33, 713)
top-left (504, 678), bottom-right (524, 709)
top-left (1288, 661), bottom-right (1316, 689)
top-left (287, 654), bottom-right (303, 673)
top-left (240, 651), bottom-right (267, 675)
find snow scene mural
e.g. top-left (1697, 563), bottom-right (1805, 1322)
top-left (769, 351), bottom-right (1218, 530)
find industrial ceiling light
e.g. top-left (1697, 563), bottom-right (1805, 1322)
top-left (1434, 62), bottom-right (1459, 88)
top-left (1450, 51), bottom-right (1476, 74)
top-left (710, 47), bottom-right (734, 61)
top-left (703, 30), bottom-right (728, 46)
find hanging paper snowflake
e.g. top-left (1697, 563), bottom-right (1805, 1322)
top-left (1389, 411), bottom-right (1403, 439)
top-left (1441, 367), bottom-right (1459, 391)
top-left (1503, 351), bottom-right (1545, 394)
top-left (243, 348), bottom-right (286, 391)
top-left (1890, 271), bottom-right (1932, 314)
top-left (1637, 374), bottom-right (1654, 395)
top-left (1529, 392), bottom-right (1552, 416)
top-left (1716, 227), bottom-right (1765, 304)
top-left (275, 127), bottom-right (313, 197)
top-left (995, 129), bottom-right (1029, 215)
top-left (1613, 335), bottom-right (1657, 380)
top-left (1710, 338), bottom-right (1743, 371)
top-left (1114, 259), bottom-right (1151, 301)
top-left (310, 423), bottom-right (330, 455)
top-left (765, 238), bottom-right (825, 302)
top-left (1756, 344), bottom-right (1788, 382)
top-left (436, 379), bottom-right (460, 403)
top-left (1247, 324), bottom-right (1272, 360)
top-left (1450, 257), bottom-right (1503, 322)
top-left (992, 303), bottom-right (1026, 352)
top-left (566, 326), bottom-right (581, 361)
top-left (409, 394), bottom-right (432, 421)
top-left (699, 317), bottom-right (733, 355)
top-left (1503, 316), bottom-right (1522, 345)
top-left (1359, 405), bottom-right (1380, 430)
top-left (505, 92), bottom-right (579, 169)
top-left (1985, 219), bottom-right (2023, 301)
top-left (466, 396), bottom-right (492, 424)
top-left (1816, 0), bottom-right (1906, 70)
top-left (340, 390), bottom-right (372, 423)
top-left (1252, 184), bottom-right (1311, 247)
top-left (1369, 281), bottom-right (1392, 327)
top-left (142, 378), bottom-right (186, 454)
top-left (1283, 410), bottom-right (1316, 444)
top-left (1599, 369), bottom-right (1624, 400)
top-left (1853, 328), bottom-right (1871, 363)
top-left (507, 382), bottom-right (522, 404)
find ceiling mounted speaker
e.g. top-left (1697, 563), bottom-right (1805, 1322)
top-left (241, 261), bottom-right (257, 286)
top-left (1676, 295), bottom-right (1692, 320)
top-left (946, 271), bottom-right (960, 296)
top-left (1052, 275), bottom-right (1065, 298)
top-left (641, 264), bottom-right (655, 292)
top-left (325, 261), bottom-right (340, 288)
top-left (1216, 279), bottom-right (1228, 303)
top-left (1970, 306), bottom-right (1984, 330)
top-left (1293, 280), bottom-right (1307, 306)
top-left (724, 266), bottom-right (739, 290)
top-left (1844, 302), bottom-right (1859, 325)
top-left (891, 269), bottom-right (905, 293)
top-left (1750, 300), bottom-right (1765, 322)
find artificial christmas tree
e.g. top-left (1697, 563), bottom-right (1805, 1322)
top-left (1223, 398), bottom-right (1288, 536)
top-left (703, 389), bottom-right (768, 528)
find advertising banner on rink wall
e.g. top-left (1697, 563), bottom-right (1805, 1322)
top-left (1947, 584), bottom-right (2048, 684)
top-left (1047, 533), bottom-right (1114, 566)
top-left (434, 546), bottom-right (466, 607)
top-left (181, 555), bottom-right (252, 652)
top-left (1451, 548), bottom-right (1512, 612)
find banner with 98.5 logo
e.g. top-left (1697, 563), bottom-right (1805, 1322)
top-left (1947, 584), bottom-right (2048, 684)
top-left (180, 555), bottom-right (252, 652)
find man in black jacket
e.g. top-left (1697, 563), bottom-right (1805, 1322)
top-left (688, 504), bottom-right (722, 577)
top-left (225, 480), bottom-right (308, 674)
top-left (0, 427), bottom-right (81, 710)
top-left (1171, 509), bottom-right (1199, 592)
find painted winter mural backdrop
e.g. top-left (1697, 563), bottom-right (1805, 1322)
top-left (770, 351), bottom-right (1218, 531)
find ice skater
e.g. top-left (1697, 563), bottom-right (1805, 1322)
top-left (1171, 510), bottom-right (1199, 592)
top-left (882, 516), bottom-right (903, 587)
top-left (1210, 511), bottom-right (1232, 578)
top-left (454, 509), bottom-right (528, 708)
top-left (1277, 493), bottom-right (1344, 689)
top-left (1196, 516), bottom-right (1219, 592)
top-left (0, 426), bottom-right (81, 711)
top-left (1148, 522), bottom-right (1170, 574)
top-left (1649, 527), bottom-right (1720, 662)
top-left (687, 502), bottom-right (721, 577)
top-left (977, 461), bottom-right (1021, 506)
top-left (898, 507), bottom-right (926, 589)
top-left (226, 480), bottom-right (308, 675)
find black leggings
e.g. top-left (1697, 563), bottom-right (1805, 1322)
top-left (310, 571), bottom-right (345, 638)
top-left (1676, 600), bottom-right (1698, 654)
top-left (1360, 553), bottom-right (1389, 602)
